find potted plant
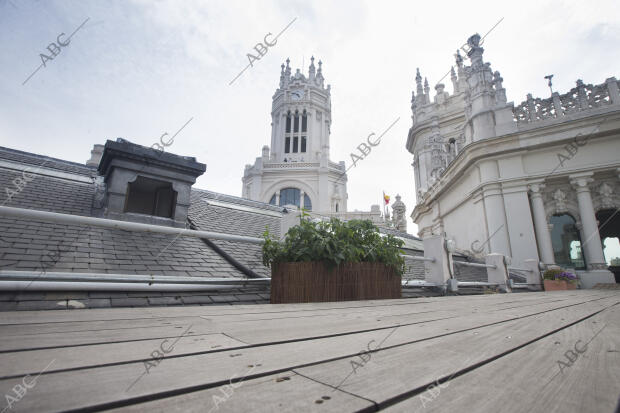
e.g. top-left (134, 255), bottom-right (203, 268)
top-left (543, 268), bottom-right (578, 291)
top-left (262, 217), bottom-right (405, 303)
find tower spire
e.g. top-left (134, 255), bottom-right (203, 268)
top-left (316, 59), bottom-right (324, 87)
top-left (279, 63), bottom-right (286, 88)
top-left (309, 56), bottom-right (316, 81)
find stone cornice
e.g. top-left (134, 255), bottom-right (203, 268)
top-left (419, 110), bottom-right (620, 205)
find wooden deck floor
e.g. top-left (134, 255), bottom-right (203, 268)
top-left (0, 290), bottom-right (618, 412)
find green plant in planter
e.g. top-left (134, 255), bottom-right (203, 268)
top-left (543, 268), bottom-right (578, 283)
top-left (262, 217), bottom-right (406, 276)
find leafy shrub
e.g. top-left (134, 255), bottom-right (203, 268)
top-left (262, 217), bottom-right (406, 276)
top-left (543, 268), bottom-right (578, 283)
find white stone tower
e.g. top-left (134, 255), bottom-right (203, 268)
top-left (242, 58), bottom-right (348, 213)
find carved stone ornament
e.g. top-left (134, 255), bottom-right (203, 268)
top-left (599, 183), bottom-right (614, 209)
top-left (553, 188), bottom-right (568, 214)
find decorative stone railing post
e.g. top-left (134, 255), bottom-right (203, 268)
top-left (605, 77), bottom-right (620, 105)
top-left (576, 80), bottom-right (589, 110)
top-left (422, 235), bottom-right (452, 291)
top-left (526, 93), bottom-right (536, 122)
top-left (551, 92), bottom-right (563, 117)
top-left (523, 259), bottom-right (543, 290)
top-left (485, 253), bottom-right (511, 292)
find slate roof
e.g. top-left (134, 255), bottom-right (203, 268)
top-left (0, 148), bottom-right (256, 279)
top-left (0, 144), bottom-right (487, 290)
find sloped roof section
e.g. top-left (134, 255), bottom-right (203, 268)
top-left (0, 148), bottom-right (246, 279)
top-left (188, 189), bottom-right (284, 278)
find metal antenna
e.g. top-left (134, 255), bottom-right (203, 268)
top-left (544, 74), bottom-right (554, 94)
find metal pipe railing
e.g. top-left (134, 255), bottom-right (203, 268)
top-left (507, 266), bottom-right (534, 272)
top-left (454, 261), bottom-right (497, 269)
top-left (0, 206), bottom-right (264, 245)
top-left (0, 270), bottom-right (271, 285)
top-left (401, 254), bottom-right (435, 262)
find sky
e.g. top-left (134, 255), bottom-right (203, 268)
top-left (1, 0), bottom-right (619, 238)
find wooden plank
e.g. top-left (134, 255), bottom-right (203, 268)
top-left (223, 294), bottom-right (604, 344)
top-left (0, 292), bottom-right (599, 376)
top-left (0, 295), bottom-right (614, 412)
top-left (382, 302), bottom-right (620, 412)
top-left (107, 372), bottom-right (375, 413)
top-left (0, 319), bottom-right (216, 352)
top-left (291, 297), bottom-right (620, 406)
top-left (0, 290), bottom-right (592, 325)
top-left (0, 292), bottom-right (591, 352)
top-left (0, 333), bottom-right (247, 379)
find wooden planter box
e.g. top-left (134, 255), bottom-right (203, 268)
top-left (270, 262), bottom-right (401, 304)
top-left (544, 279), bottom-right (577, 291)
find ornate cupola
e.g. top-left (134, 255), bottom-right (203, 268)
top-left (242, 58), bottom-right (348, 213)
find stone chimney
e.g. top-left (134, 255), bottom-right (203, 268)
top-left (97, 138), bottom-right (206, 227)
top-left (86, 144), bottom-right (104, 167)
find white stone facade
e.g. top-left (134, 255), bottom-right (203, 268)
top-left (407, 34), bottom-right (620, 287)
top-left (242, 58), bottom-right (348, 214)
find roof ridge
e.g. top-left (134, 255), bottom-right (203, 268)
top-left (0, 146), bottom-right (95, 172)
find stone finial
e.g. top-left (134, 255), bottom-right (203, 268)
top-left (279, 63), bottom-right (286, 88)
top-left (451, 66), bottom-right (459, 93)
top-left (424, 77), bottom-right (430, 100)
top-left (391, 194), bottom-right (407, 232)
top-left (455, 50), bottom-right (463, 68)
top-left (493, 71), bottom-right (506, 103)
top-left (308, 56), bottom-right (316, 80)
top-left (416, 68), bottom-right (423, 96)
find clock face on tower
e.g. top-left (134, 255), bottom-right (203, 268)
top-left (291, 90), bottom-right (303, 101)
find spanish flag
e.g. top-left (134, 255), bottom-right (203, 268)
top-left (383, 192), bottom-right (390, 205)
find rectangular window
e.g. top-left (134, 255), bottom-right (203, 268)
top-left (302, 115), bottom-right (307, 132)
top-left (301, 136), bottom-right (306, 152)
top-left (294, 115), bottom-right (299, 132)
top-left (285, 137), bottom-right (290, 153)
top-left (286, 115), bottom-right (291, 133)
top-left (293, 137), bottom-right (298, 153)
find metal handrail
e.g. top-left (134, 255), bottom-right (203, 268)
top-left (401, 254), bottom-right (435, 262)
top-left (507, 266), bottom-right (534, 272)
top-left (0, 270), bottom-right (271, 285)
top-left (454, 261), bottom-right (497, 269)
top-left (0, 206), bottom-right (264, 245)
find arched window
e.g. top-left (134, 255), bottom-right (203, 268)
top-left (303, 194), bottom-right (312, 211)
top-left (285, 111), bottom-right (292, 153)
top-left (280, 188), bottom-right (300, 206)
top-left (268, 188), bottom-right (312, 211)
top-left (284, 110), bottom-right (308, 155)
top-left (550, 214), bottom-right (585, 269)
top-left (301, 110), bottom-right (307, 153)
top-left (597, 209), bottom-right (620, 267)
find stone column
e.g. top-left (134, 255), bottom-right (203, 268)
top-left (300, 190), bottom-right (305, 209)
top-left (569, 174), bottom-right (607, 268)
top-left (275, 190), bottom-right (281, 206)
top-left (528, 183), bottom-right (555, 264)
top-left (481, 183), bottom-right (511, 256)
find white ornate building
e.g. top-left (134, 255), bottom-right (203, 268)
top-left (407, 34), bottom-right (620, 287)
top-left (242, 58), bottom-right (348, 214)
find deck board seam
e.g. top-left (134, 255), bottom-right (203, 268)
top-left (292, 369), bottom-right (381, 411)
top-left (367, 301), bottom-right (620, 412)
top-left (0, 296), bottom-right (612, 379)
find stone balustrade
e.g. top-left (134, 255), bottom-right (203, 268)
top-left (513, 77), bottom-right (619, 125)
